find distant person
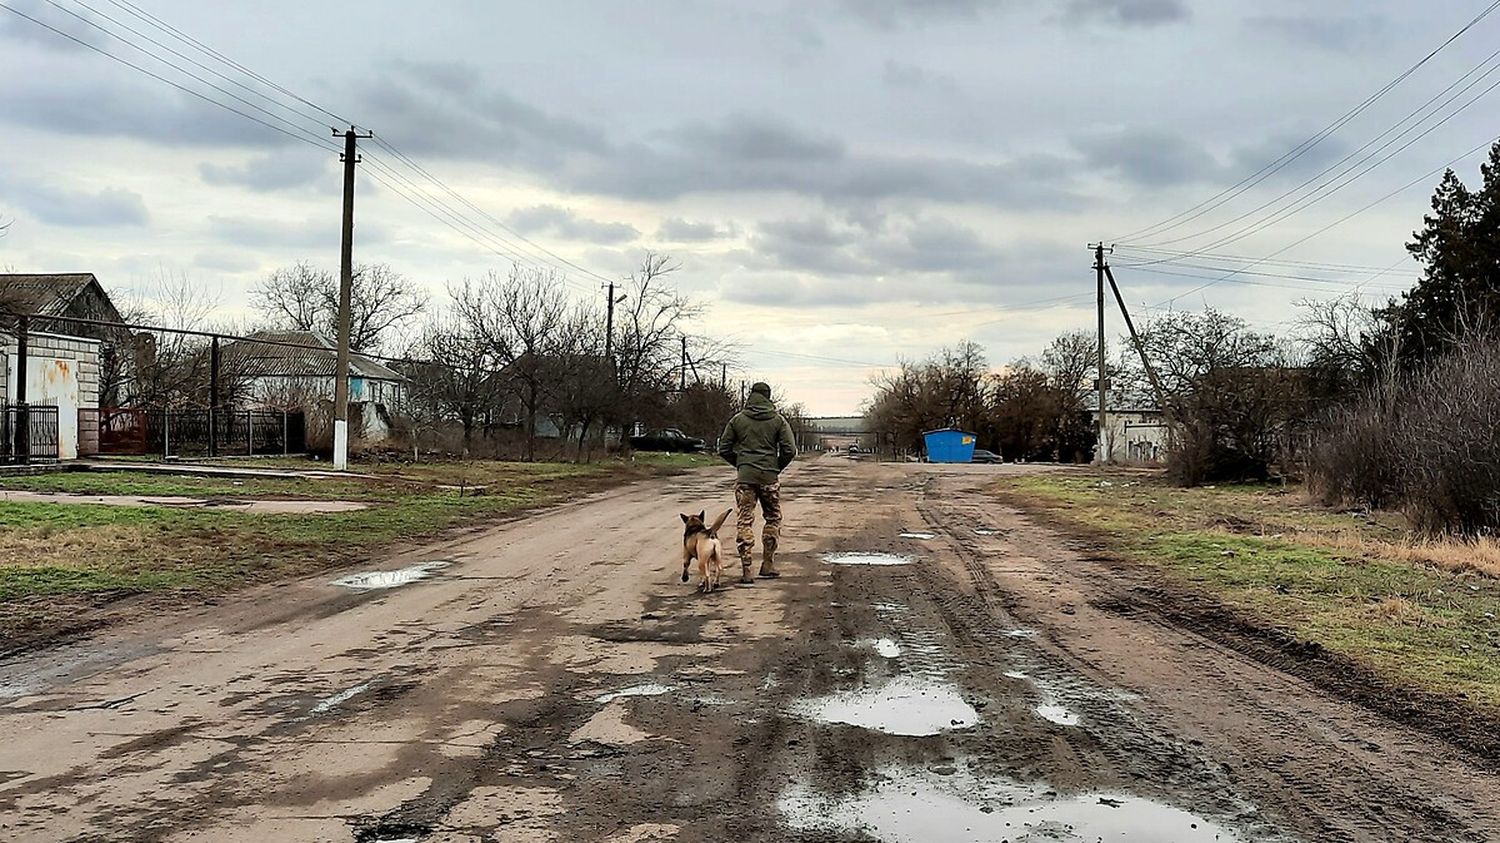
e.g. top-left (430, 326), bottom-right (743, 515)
top-left (717, 381), bottom-right (797, 583)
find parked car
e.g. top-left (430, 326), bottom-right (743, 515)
top-left (971, 448), bottom-right (1003, 464)
top-left (628, 428), bottom-right (707, 453)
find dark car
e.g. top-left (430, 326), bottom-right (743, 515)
top-left (628, 427), bottom-right (707, 453)
top-left (971, 448), bottom-right (1003, 464)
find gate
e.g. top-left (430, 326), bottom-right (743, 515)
top-left (1, 404), bottom-right (61, 463)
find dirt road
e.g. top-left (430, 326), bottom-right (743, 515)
top-left (2, 459), bottom-right (1497, 842)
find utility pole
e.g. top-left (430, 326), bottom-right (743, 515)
top-left (679, 336), bottom-right (688, 392)
top-left (1092, 243), bottom-right (1110, 465)
top-left (603, 281), bottom-right (625, 376)
top-left (208, 335), bottom-right (220, 457)
top-left (332, 125), bottom-right (371, 471)
top-left (721, 362), bottom-right (727, 390)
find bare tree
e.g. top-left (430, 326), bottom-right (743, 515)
top-left (613, 253), bottom-right (702, 429)
top-left (252, 261), bottom-right (427, 352)
top-left (451, 266), bottom-right (570, 461)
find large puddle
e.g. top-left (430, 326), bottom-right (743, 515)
top-left (789, 676), bottom-right (979, 736)
top-left (331, 561), bottom-right (450, 590)
top-left (780, 765), bottom-right (1241, 842)
top-left (823, 552), bottom-right (913, 567)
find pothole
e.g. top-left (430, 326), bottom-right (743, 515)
top-left (823, 552), bottom-right (913, 566)
top-left (789, 676), bottom-right (979, 736)
top-left (332, 561), bottom-right (450, 590)
top-left (1035, 703), bottom-right (1081, 726)
top-left (779, 764), bottom-right (1241, 842)
top-left (594, 683), bottom-right (673, 704)
top-left (311, 680), bottom-right (375, 715)
top-left (857, 637), bottom-right (902, 658)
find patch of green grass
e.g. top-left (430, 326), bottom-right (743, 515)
top-left (997, 472), bottom-right (1500, 710)
top-left (622, 451), bottom-right (720, 469)
top-left (0, 457), bottom-right (706, 644)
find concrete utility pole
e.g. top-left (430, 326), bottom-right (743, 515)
top-left (1092, 243), bottom-right (1110, 465)
top-left (680, 336), bottom-right (688, 392)
top-left (332, 125), bottom-right (371, 471)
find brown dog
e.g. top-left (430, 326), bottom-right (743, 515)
top-left (680, 509), bottom-right (733, 593)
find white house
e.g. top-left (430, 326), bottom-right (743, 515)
top-left (223, 331), bottom-right (409, 442)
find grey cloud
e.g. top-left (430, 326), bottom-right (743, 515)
top-left (207, 215), bottom-right (387, 250)
top-left (844, 0), bottom-right (1005, 29)
top-left (0, 0), bottom-right (104, 51)
top-left (357, 59), bottom-right (609, 169)
top-left (199, 150), bottom-right (334, 192)
top-left (193, 251), bottom-right (261, 274)
top-left (505, 205), bottom-right (639, 245)
top-left (0, 174), bottom-right (149, 227)
top-left (1063, 0), bottom-right (1188, 27)
top-left (1246, 14), bottom-right (1387, 53)
top-left (0, 75), bottom-right (294, 149)
top-left (1073, 128), bottom-right (1219, 187)
top-left (656, 217), bottom-right (735, 242)
top-left (882, 60), bottom-right (959, 93)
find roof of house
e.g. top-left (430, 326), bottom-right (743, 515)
top-left (223, 331), bottom-right (407, 382)
top-left (0, 273), bottom-right (125, 332)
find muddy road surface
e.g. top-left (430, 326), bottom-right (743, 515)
top-left (2, 459), bottom-right (1497, 842)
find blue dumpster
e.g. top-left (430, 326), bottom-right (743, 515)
top-left (923, 428), bottom-right (977, 463)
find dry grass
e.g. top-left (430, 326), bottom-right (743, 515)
top-left (1302, 530), bottom-right (1500, 580)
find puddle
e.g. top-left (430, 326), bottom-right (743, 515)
top-left (789, 676), bottom-right (979, 736)
top-left (1003, 670), bottom-right (1028, 680)
top-left (899, 531), bottom-right (936, 540)
top-left (823, 552), bottom-right (913, 567)
top-left (595, 683), bottom-right (673, 704)
top-left (1036, 703), bottom-right (1081, 726)
top-left (331, 561), bottom-right (450, 590)
top-left (1003, 628), bottom-right (1037, 638)
top-left (972, 527), bottom-right (1004, 536)
top-left (779, 764), bottom-right (1241, 842)
top-left (872, 601), bottom-right (907, 613)
top-left (858, 638), bottom-right (902, 658)
top-left (311, 680), bottom-right (374, 715)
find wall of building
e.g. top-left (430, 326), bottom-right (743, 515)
top-left (1094, 409), bottom-right (1168, 464)
top-left (0, 332), bottom-right (102, 458)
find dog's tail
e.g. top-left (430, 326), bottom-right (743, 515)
top-left (708, 507), bottom-right (733, 536)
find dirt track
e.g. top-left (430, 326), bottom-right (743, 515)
top-left (2, 458), bottom-right (1497, 842)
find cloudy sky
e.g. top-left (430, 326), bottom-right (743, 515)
top-left (3, 0), bottom-right (1498, 414)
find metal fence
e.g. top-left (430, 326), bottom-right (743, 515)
top-left (87, 407), bottom-right (306, 458)
top-left (1, 404), bottom-right (61, 464)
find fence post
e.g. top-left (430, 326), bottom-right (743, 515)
top-left (14, 315), bottom-right (29, 464)
top-left (282, 410), bottom-right (288, 457)
top-left (247, 410), bottom-right (253, 456)
top-left (163, 408), bottom-right (171, 459)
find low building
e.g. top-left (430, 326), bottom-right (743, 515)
top-left (0, 273), bottom-right (129, 460)
top-left (1091, 405), bottom-right (1169, 463)
top-left (223, 331), bottom-right (409, 443)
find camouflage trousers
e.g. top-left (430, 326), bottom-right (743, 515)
top-left (734, 481), bottom-right (782, 568)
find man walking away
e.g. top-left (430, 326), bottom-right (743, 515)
top-left (718, 381), bottom-right (796, 584)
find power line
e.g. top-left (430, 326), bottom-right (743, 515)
top-left (0, 0), bottom-right (336, 152)
top-left (1132, 47), bottom-right (1500, 254)
top-left (1113, 246), bottom-right (1402, 273)
top-left (1112, 0), bottom-right (1500, 244)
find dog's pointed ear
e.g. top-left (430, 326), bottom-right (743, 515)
top-left (699, 510), bottom-right (705, 521)
top-left (680, 513), bottom-right (690, 524)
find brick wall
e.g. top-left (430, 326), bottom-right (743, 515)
top-left (0, 331), bottom-right (103, 456)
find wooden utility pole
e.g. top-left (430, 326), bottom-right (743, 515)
top-left (603, 281), bottom-right (624, 375)
top-left (332, 126), bottom-right (371, 471)
top-left (1092, 243), bottom-right (1110, 464)
top-left (679, 336), bottom-right (687, 392)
